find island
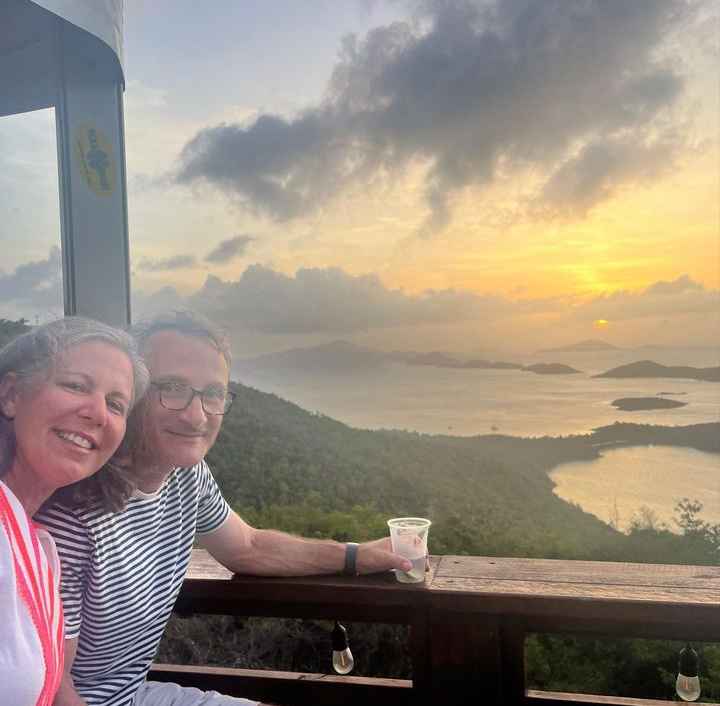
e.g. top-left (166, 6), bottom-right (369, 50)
top-left (611, 397), bottom-right (688, 411)
top-left (404, 352), bottom-right (523, 369)
top-left (595, 360), bottom-right (720, 382)
top-left (235, 341), bottom-right (526, 375)
top-left (524, 363), bottom-right (582, 375)
top-left (539, 339), bottom-right (619, 353)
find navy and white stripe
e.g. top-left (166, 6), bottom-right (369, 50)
top-left (36, 461), bottom-right (230, 706)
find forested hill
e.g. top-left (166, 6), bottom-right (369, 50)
top-left (208, 381), bottom-right (719, 564)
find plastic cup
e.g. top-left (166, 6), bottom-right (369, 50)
top-left (387, 517), bottom-right (431, 583)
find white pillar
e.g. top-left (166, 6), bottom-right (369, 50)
top-left (55, 18), bottom-right (131, 327)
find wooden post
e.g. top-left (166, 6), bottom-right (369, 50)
top-left (501, 617), bottom-right (527, 706)
top-left (427, 611), bottom-right (504, 705)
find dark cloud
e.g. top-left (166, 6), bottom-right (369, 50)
top-left (175, 0), bottom-right (690, 232)
top-left (137, 254), bottom-right (197, 272)
top-left (538, 133), bottom-right (680, 217)
top-left (132, 284), bottom-right (185, 319)
top-left (0, 246), bottom-right (63, 311)
top-left (205, 235), bottom-right (254, 264)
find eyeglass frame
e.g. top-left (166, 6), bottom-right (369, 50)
top-left (150, 381), bottom-right (236, 416)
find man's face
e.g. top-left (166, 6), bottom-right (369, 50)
top-left (141, 331), bottom-right (229, 470)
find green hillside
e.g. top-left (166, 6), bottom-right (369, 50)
top-left (207, 382), bottom-right (719, 565)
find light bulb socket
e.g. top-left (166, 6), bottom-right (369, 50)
top-left (679, 644), bottom-right (700, 678)
top-left (332, 621), bottom-right (349, 650)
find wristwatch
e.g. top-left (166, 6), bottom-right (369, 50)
top-left (343, 542), bottom-right (359, 576)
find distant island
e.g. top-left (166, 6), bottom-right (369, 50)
top-left (539, 339), bottom-right (619, 353)
top-left (236, 341), bottom-right (525, 375)
top-left (596, 360), bottom-right (720, 383)
top-left (236, 343), bottom-right (718, 382)
top-left (235, 340), bottom-right (387, 375)
top-left (397, 351), bottom-right (523, 370)
top-left (611, 397), bottom-right (688, 411)
top-left (524, 363), bottom-right (582, 375)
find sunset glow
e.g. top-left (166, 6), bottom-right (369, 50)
top-left (1, 0), bottom-right (718, 354)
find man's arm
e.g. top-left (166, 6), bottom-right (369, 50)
top-left (53, 638), bottom-right (86, 706)
top-left (198, 510), bottom-right (412, 576)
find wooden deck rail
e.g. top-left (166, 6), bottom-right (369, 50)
top-left (149, 550), bottom-right (720, 706)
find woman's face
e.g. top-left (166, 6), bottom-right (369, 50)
top-left (1, 341), bottom-right (134, 496)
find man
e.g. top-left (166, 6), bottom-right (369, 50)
top-left (39, 311), bottom-right (412, 706)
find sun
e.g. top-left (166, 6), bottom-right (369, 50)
top-left (593, 319), bottom-right (609, 330)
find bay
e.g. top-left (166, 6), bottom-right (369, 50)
top-left (550, 446), bottom-right (720, 531)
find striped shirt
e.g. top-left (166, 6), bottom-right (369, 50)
top-left (36, 462), bottom-right (230, 706)
top-left (0, 481), bottom-right (64, 706)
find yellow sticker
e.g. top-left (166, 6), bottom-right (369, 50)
top-left (75, 125), bottom-right (116, 196)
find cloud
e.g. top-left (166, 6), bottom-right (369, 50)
top-left (646, 274), bottom-right (705, 296)
top-left (576, 276), bottom-right (720, 321)
top-left (133, 263), bottom-right (552, 335)
top-left (136, 254), bottom-right (197, 272)
top-left (205, 235), bottom-right (254, 264)
top-left (0, 246), bottom-right (63, 312)
top-left (175, 0), bottom-right (692, 233)
top-left (131, 265), bottom-right (718, 351)
top-left (538, 133), bottom-right (682, 217)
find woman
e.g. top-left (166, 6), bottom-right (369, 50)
top-left (0, 317), bottom-right (148, 706)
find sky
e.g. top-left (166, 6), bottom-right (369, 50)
top-left (1, 0), bottom-right (719, 357)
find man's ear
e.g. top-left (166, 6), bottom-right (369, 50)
top-left (0, 373), bottom-right (20, 419)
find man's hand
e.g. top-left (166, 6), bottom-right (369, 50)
top-left (201, 511), bottom-right (425, 578)
top-left (356, 537), bottom-right (413, 575)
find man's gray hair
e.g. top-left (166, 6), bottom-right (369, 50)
top-left (131, 310), bottom-right (232, 367)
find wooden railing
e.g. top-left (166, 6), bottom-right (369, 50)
top-left (149, 550), bottom-right (720, 706)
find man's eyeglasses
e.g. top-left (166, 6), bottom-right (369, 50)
top-left (151, 381), bottom-right (235, 416)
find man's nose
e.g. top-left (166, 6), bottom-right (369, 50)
top-left (178, 393), bottom-right (207, 425)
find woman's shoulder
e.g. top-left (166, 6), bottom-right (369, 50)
top-left (0, 480), bottom-right (32, 532)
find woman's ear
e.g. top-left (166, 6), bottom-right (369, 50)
top-left (0, 373), bottom-right (20, 419)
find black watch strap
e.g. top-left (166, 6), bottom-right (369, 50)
top-left (343, 542), bottom-right (359, 576)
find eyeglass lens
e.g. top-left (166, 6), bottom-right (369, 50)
top-left (159, 385), bottom-right (230, 414)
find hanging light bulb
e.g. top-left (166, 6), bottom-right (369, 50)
top-left (331, 621), bottom-right (354, 675)
top-left (676, 643), bottom-right (701, 702)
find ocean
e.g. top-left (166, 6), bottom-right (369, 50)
top-left (237, 348), bottom-right (719, 438)
top-left (235, 346), bottom-right (719, 530)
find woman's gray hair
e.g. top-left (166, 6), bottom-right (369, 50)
top-left (0, 317), bottom-right (148, 407)
top-left (0, 317), bottom-right (149, 509)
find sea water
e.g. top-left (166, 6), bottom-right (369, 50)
top-left (237, 352), bottom-right (719, 438)
top-left (550, 445), bottom-right (720, 531)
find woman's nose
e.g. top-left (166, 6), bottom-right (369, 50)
top-left (79, 392), bottom-right (109, 425)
